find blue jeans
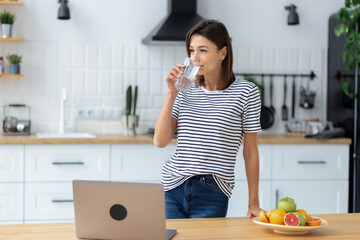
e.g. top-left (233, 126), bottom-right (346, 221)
top-left (165, 175), bottom-right (229, 219)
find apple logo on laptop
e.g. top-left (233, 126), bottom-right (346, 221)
top-left (109, 204), bottom-right (127, 221)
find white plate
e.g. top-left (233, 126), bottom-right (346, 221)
top-left (253, 216), bottom-right (328, 234)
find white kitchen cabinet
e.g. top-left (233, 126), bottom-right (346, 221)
top-left (272, 145), bottom-right (349, 180)
top-left (25, 145), bottom-right (110, 182)
top-left (0, 221), bottom-right (23, 224)
top-left (0, 145), bottom-right (24, 182)
top-left (271, 145), bottom-right (349, 214)
top-left (23, 145), bottom-right (110, 222)
top-left (24, 182), bottom-right (74, 221)
top-left (227, 180), bottom-right (272, 217)
top-left (272, 180), bottom-right (348, 214)
top-left (111, 144), bottom-right (176, 183)
top-left (235, 145), bottom-right (272, 180)
top-left (229, 145), bottom-right (272, 217)
top-left (0, 145), bottom-right (24, 224)
top-left (0, 141), bottom-right (350, 223)
top-left (24, 220), bottom-right (73, 224)
top-left (0, 183), bottom-right (23, 222)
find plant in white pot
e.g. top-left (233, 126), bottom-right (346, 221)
top-left (0, 10), bottom-right (16, 38)
top-left (122, 85), bottom-right (139, 136)
top-left (6, 54), bottom-right (22, 74)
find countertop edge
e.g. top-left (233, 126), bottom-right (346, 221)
top-left (0, 134), bottom-right (352, 145)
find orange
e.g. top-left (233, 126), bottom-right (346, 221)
top-left (259, 210), bottom-right (269, 223)
top-left (306, 218), bottom-right (321, 226)
top-left (268, 209), bottom-right (286, 225)
top-left (266, 209), bottom-right (276, 218)
top-left (295, 209), bottom-right (310, 220)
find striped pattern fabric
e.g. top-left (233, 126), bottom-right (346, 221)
top-left (161, 78), bottom-right (261, 197)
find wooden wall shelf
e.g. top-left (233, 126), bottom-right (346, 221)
top-left (0, 74), bottom-right (24, 78)
top-left (0, 1), bottom-right (24, 5)
top-left (0, 38), bottom-right (24, 42)
top-left (0, 1), bottom-right (25, 80)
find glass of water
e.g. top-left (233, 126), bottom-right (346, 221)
top-left (174, 57), bottom-right (200, 92)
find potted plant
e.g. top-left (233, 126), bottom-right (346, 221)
top-left (0, 10), bottom-right (16, 38)
top-left (6, 54), bottom-right (22, 74)
top-left (122, 85), bottom-right (139, 135)
top-left (334, 0), bottom-right (360, 212)
top-left (334, 0), bottom-right (360, 99)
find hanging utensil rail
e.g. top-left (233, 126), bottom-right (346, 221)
top-left (335, 70), bottom-right (359, 81)
top-left (235, 71), bottom-right (316, 80)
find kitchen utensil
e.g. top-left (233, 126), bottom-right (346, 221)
top-left (16, 122), bottom-right (25, 132)
top-left (253, 216), bottom-right (328, 234)
top-left (300, 87), bottom-right (316, 109)
top-left (285, 119), bottom-right (308, 136)
top-left (270, 75), bottom-right (275, 113)
top-left (291, 75), bottom-right (296, 119)
top-left (174, 57), bottom-right (200, 92)
top-left (3, 104), bottom-right (31, 135)
top-left (281, 76), bottom-right (288, 121)
top-left (260, 76), bottom-right (274, 129)
top-left (307, 121), bottom-right (327, 135)
top-left (300, 77), bottom-right (316, 109)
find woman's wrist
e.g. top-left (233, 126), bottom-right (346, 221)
top-left (166, 90), bottom-right (178, 98)
top-left (248, 200), bottom-right (260, 208)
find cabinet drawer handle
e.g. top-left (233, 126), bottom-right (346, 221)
top-left (52, 199), bottom-right (74, 203)
top-left (275, 189), bottom-right (279, 209)
top-left (297, 161), bottom-right (326, 164)
top-left (52, 161), bottom-right (84, 165)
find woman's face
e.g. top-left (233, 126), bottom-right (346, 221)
top-left (189, 34), bottom-right (227, 77)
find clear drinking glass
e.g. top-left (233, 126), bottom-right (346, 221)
top-left (174, 57), bottom-right (200, 92)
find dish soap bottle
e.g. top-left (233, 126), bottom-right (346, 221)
top-left (0, 56), bottom-right (4, 74)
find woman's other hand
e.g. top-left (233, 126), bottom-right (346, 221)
top-left (247, 205), bottom-right (263, 218)
top-left (165, 64), bottom-right (183, 93)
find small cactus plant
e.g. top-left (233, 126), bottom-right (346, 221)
top-left (125, 85), bottom-right (132, 116)
top-left (133, 85), bottom-right (138, 115)
top-left (125, 85), bottom-right (138, 116)
top-left (123, 85), bottom-right (139, 135)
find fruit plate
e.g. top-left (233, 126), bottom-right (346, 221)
top-left (253, 216), bottom-right (328, 234)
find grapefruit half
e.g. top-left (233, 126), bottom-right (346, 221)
top-left (306, 218), bottom-right (321, 226)
top-left (284, 212), bottom-right (300, 226)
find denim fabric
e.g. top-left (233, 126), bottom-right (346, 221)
top-left (165, 175), bottom-right (229, 219)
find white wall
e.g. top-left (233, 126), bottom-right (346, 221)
top-left (199, 0), bottom-right (343, 47)
top-left (0, 0), bottom-right (344, 134)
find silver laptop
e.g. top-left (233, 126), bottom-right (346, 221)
top-left (73, 180), bottom-right (176, 240)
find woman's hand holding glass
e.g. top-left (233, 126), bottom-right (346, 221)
top-left (165, 64), bottom-right (184, 93)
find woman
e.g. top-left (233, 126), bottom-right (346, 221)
top-left (154, 19), bottom-right (262, 219)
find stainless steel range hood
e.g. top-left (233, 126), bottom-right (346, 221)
top-left (142, 0), bottom-right (203, 45)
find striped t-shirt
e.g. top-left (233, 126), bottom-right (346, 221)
top-left (161, 78), bottom-right (261, 198)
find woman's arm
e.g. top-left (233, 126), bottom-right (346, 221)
top-left (243, 132), bottom-right (262, 217)
top-left (153, 91), bottom-right (178, 148)
top-left (153, 64), bottom-right (183, 148)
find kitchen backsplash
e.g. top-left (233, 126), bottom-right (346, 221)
top-left (0, 42), bottom-right (324, 135)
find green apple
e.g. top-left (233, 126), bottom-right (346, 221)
top-left (278, 197), bottom-right (297, 213)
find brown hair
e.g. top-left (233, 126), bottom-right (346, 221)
top-left (185, 19), bottom-right (235, 90)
